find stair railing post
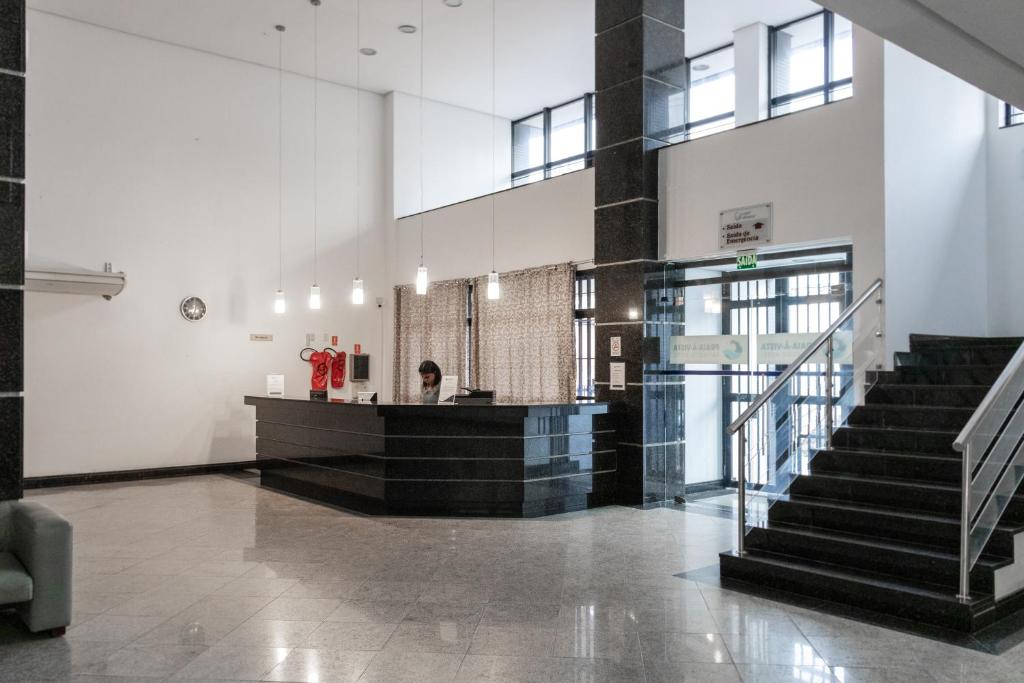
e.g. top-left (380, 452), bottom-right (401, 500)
top-left (737, 425), bottom-right (747, 556)
top-left (825, 336), bottom-right (834, 449)
top-left (958, 443), bottom-right (971, 603)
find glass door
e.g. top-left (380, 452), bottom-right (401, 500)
top-left (644, 246), bottom-right (853, 500)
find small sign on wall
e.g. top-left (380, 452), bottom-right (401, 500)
top-left (610, 362), bottom-right (626, 391)
top-left (266, 374), bottom-right (285, 397)
top-left (720, 203), bottom-right (773, 249)
top-left (610, 336), bottom-right (622, 357)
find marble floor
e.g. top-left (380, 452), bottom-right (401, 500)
top-left (2, 474), bottom-right (1024, 682)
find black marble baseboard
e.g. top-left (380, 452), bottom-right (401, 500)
top-left (23, 460), bottom-right (261, 489)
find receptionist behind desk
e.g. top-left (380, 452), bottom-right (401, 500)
top-left (419, 360), bottom-right (442, 404)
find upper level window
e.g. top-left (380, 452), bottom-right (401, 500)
top-left (771, 11), bottom-right (853, 117)
top-left (1001, 102), bottom-right (1024, 128)
top-left (685, 45), bottom-right (736, 140)
top-left (512, 94), bottom-right (595, 188)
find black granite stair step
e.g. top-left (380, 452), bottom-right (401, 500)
top-left (789, 473), bottom-right (970, 515)
top-left (810, 449), bottom-right (961, 483)
top-left (909, 334), bottom-right (1024, 352)
top-left (746, 525), bottom-right (1006, 593)
top-left (895, 345), bottom-right (1021, 368)
top-left (769, 496), bottom-right (1023, 557)
top-left (893, 365), bottom-right (1005, 386)
top-left (847, 404), bottom-right (974, 430)
top-left (719, 549), bottom-right (992, 631)
top-left (865, 383), bottom-right (991, 409)
top-left (790, 473), bottom-right (1024, 520)
top-left (832, 425), bottom-right (958, 455)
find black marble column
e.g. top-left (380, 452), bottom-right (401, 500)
top-left (593, 0), bottom-right (684, 505)
top-left (0, 0), bottom-right (25, 501)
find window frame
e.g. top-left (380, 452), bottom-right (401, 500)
top-left (511, 93), bottom-right (595, 188)
top-left (574, 271), bottom-right (596, 401)
top-left (683, 43), bottom-right (737, 141)
top-left (1002, 101), bottom-right (1024, 128)
top-left (768, 10), bottom-right (853, 118)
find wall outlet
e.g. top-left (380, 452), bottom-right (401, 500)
top-left (306, 333), bottom-right (316, 346)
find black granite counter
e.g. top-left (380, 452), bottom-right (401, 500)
top-left (244, 396), bottom-right (615, 517)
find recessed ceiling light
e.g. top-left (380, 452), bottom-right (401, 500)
top-left (693, 63), bottom-right (710, 72)
top-left (360, 47), bottom-right (377, 56)
top-left (398, 24), bottom-right (417, 34)
top-left (443, 0), bottom-right (463, 6)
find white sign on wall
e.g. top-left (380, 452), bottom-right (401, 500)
top-left (610, 363), bottom-right (626, 391)
top-left (266, 374), bottom-right (285, 397)
top-left (610, 336), bottom-right (622, 357)
top-left (720, 203), bottom-right (773, 249)
top-left (670, 335), bottom-right (749, 365)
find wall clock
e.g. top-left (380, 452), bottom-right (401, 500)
top-left (179, 296), bottom-right (208, 322)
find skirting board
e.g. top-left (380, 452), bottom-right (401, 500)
top-left (23, 461), bottom-right (261, 489)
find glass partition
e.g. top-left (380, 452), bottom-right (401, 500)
top-left (644, 246), bottom-right (867, 508)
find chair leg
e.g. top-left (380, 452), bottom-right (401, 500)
top-left (49, 627), bottom-right (66, 637)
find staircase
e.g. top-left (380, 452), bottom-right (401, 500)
top-left (720, 334), bottom-right (1024, 632)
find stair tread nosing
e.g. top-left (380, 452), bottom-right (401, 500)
top-left (816, 448), bottom-right (962, 462)
top-left (723, 548), bottom-right (994, 605)
top-left (752, 523), bottom-right (1011, 570)
top-left (783, 494), bottom-right (1024, 533)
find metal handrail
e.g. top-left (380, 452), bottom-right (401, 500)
top-left (953, 343), bottom-right (1024, 452)
top-left (727, 279), bottom-right (884, 435)
top-left (730, 278), bottom-right (884, 556)
top-left (952, 340), bottom-right (1024, 603)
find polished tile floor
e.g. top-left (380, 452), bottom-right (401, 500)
top-left (2, 474), bottom-right (1024, 681)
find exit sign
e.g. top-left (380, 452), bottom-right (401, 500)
top-left (737, 251), bottom-right (758, 270)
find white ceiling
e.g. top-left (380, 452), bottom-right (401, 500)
top-left (27, 0), bottom-right (822, 120)
top-left (815, 0), bottom-right (1024, 108)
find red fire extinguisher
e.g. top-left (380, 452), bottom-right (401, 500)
top-left (330, 349), bottom-right (346, 388)
top-left (300, 347), bottom-right (332, 391)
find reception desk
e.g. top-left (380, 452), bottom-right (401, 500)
top-left (243, 397), bottom-right (615, 517)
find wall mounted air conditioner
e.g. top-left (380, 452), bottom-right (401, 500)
top-left (24, 264), bottom-right (126, 300)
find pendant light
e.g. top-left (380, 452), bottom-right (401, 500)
top-left (308, 0), bottom-right (322, 310)
top-left (274, 24), bottom-right (287, 314)
top-left (351, 0), bottom-right (365, 305)
top-left (415, 0), bottom-right (429, 295)
top-left (486, 0), bottom-right (500, 300)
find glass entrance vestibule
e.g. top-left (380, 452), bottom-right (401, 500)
top-left (642, 246), bottom-right (856, 503)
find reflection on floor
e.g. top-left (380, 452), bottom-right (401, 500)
top-left (1, 474), bottom-right (1023, 681)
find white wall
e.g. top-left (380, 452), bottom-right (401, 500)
top-left (386, 169), bottom-right (594, 400)
top-left (986, 98), bottom-right (1024, 337)
top-left (393, 168), bottom-right (594, 283)
top-left (390, 91), bottom-right (511, 218)
top-left (24, 12), bottom-right (389, 476)
top-left (662, 28), bottom-right (886, 309)
top-left (883, 43), bottom-right (989, 352)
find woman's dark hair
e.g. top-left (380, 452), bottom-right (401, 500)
top-left (418, 360), bottom-right (442, 386)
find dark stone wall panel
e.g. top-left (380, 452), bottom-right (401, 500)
top-left (596, 18), bottom-right (644, 91)
top-left (0, 397), bottom-right (22, 501)
top-left (0, 289), bottom-right (22, 392)
top-left (0, 181), bottom-right (24, 285)
top-left (596, 0), bottom-right (685, 38)
top-left (593, 139), bottom-right (661, 207)
top-left (0, 74), bottom-right (24, 181)
top-left (642, 17), bottom-right (687, 88)
top-left (596, 78), bottom-right (644, 149)
top-left (0, 0), bottom-right (25, 73)
top-left (595, 200), bottom-right (659, 263)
